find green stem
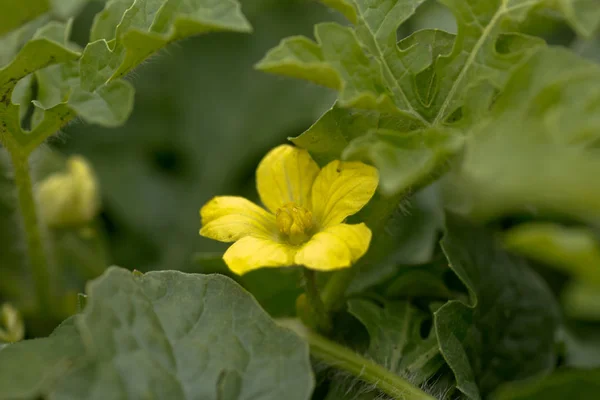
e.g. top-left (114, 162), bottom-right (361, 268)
top-left (9, 150), bottom-right (52, 313)
top-left (303, 268), bottom-right (332, 333)
top-left (279, 319), bottom-right (435, 400)
top-left (321, 268), bottom-right (358, 311)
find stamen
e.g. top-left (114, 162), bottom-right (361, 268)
top-left (276, 202), bottom-right (314, 244)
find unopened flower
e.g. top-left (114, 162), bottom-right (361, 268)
top-left (37, 155), bottom-right (100, 227)
top-left (0, 303), bottom-right (24, 343)
top-left (199, 145), bottom-right (379, 274)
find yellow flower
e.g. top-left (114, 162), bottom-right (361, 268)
top-left (199, 145), bottom-right (379, 274)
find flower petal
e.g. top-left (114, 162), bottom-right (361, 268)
top-left (224, 236), bottom-right (296, 275)
top-left (200, 196), bottom-right (276, 242)
top-left (295, 223), bottom-right (372, 271)
top-left (256, 144), bottom-right (320, 213)
top-left (311, 161), bottom-right (379, 228)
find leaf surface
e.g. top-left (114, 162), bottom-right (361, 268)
top-left (0, 318), bottom-right (84, 399)
top-left (434, 215), bottom-right (561, 399)
top-left (445, 48), bottom-right (600, 224)
top-left (0, 267), bottom-right (314, 400)
top-left (0, 0), bottom-right (251, 154)
top-left (348, 299), bottom-right (445, 385)
top-left (347, 185), bottom-right (445, 294)
top-left (259, 0), bottom-right (564, 195)
top-left (0, 0), bottom-right (50, 36)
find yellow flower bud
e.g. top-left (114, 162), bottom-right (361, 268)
top-left (0, 303), bottom-right (24, 343)
top-left (37, 155), bottom-right (100, 227)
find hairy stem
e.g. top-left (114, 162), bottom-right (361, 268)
top-left (303, 268), bottom-right (332, 333)
top-left (9, 150), bottom-right (52, 312)
top-left (279, 319), bottom-right (435, 400)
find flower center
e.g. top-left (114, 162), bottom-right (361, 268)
top-left (276, 202), bottom-right (314, 245)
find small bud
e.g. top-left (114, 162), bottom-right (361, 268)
top-left (37, 155), bottom-right (100, 227)
top-left (0, 303), bottom-right (25, 343)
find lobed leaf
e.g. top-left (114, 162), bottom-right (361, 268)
top-left (257, 1), bottom-right (550, 121)
top-left (83, 0), bottom-right (251, 91)
top-left (0, 0), bottom-right (252, 154)
top-left (323, 297), bottom-right (447, 399)
top-left (262, 0), bottom-right (558, 195)
top-left (0, 267), bottom-right (314, 400)
top-left (434, 215), bottom-right (561, 399)
top-left (0, 20), bottom-right (80, 153)
top-left (348, 299), bottom-right (445, 385)
top-left (261, 0), bottom-right (600, 196)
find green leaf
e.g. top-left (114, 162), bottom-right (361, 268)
top-left (0, 0), bottom-right (91, 37)
top-left (554, 0), bottom-right (600, 37)
top-left (503, 223), bottom-right (600, 285)
top-left (348, 299), bottom-right (445, 385)
top-left (434, 215), bottom-right (561, 399)
top-left (344, 126), bottom-right (463, 195)
top-left (49, 0), bottom-right (91, 19)
top-left (293, 105), bottom-right (463, 195)
top-left (1, 0), bottom-right (252, 154)
top-left (318, 0), bottom-right (357, 23)
top-left (0, 15), bottom-right (50, 68)
top-left (68, 80), bottom-right (135, 127)
top-left (264, 0), bottom-right (558, 195)
top-left (0, 267), bottom-right (314, 400)
top-left (265, 0), bottom-right (600, 195)
top-left (258, 0), bottom-right (548, 123)
top-left (322, 297), bottom-right (449, 399)
top-left (42, 0), bottom-right (253, 128)
top-left (0, 20), bottom-right (80, 152)
top-left (0, 317), bottom-right (84, 399)
top-left (0, 0), bottom-right (50, 36)
top-left (347, 185), bottom-right (445, 294)
top-left (491, 368), bottom-right (600, 400)
top-left (83, 0), bottom-right (252, 91)
top-left (383, 258), bottom-right (454, 300)
top-left (445, 48), bottom-right (600, 224)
